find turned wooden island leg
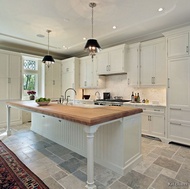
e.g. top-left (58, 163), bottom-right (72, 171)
top-left (84, 125), bottom-right (100, 189)
top-left (6, 105), bottom-right (11, 136)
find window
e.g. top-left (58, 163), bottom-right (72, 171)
top-left (22, 57), bottom-right (43, 100)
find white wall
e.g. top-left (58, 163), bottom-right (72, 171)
top-left (85, 74), bottom-right (166, 104)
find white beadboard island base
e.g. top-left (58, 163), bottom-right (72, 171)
top-left (31, 112), bottom-right (142, 176)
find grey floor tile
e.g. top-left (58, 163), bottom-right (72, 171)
top-left (58, 157), bottom-right (84, 173)
top-left (43, 176), bottom-right (65, 189)
top-left (59, 175), bottom-right (86, 189)
top-left (144, 164), bottom-right (163, 179)
top-left (73, 170), bottom-right (87, 182)
top-left (152, 174), bottom-right (189, 189)
top-left (153, 156), bottom-right (181, 172)
top-left (30, 140), bottom-right (52, 150)
top-left (152, 147), bottom-right (175, 158)
top-left (110, 181), bottom-right (130, 189)
top-left (52, 170), bottom-right (67, 181)
top-left (46, 144), bottom-right (71, 157)
top-left (176, 168), bottom-right (190, 183)
top-left (119, 170), bottom-right (154, 189)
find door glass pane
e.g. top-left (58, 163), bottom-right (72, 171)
top-left (23, 74), bottom-right (37, 97)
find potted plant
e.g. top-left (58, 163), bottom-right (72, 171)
top-left (27, 90), bottom-right (36, 100)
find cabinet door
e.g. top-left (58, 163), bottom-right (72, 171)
top-left (140, 45), bottom-right (154, 85)
top-left (0, 53), bottom-right (9, 100)
top-left (80, 57), bottom-right (93, 88)
top-left (109, 48), bottom-right (125, 74)
top-left (168, 57), bottom-right (190, 108)
top-left (154, 40), bottom-right (166, 85)
top-left (52, 62), bottom-right (61, 98)
top-left (167, 33), bottom-right (189, 58)
top-left (141, 114), bottom-right (150, 134)
top-left (97, 51), bottom-right (109, 75)
top-left (45, 66), bottom-right (53, 98)
top-left (127, 44), bottom-right (139, 86)
top-left (62, 58), bottom-right (74, 73)
top-left (9, 54), bottom-right (21, 100)
top-left (62, 72), bottom-right (75, 98)
top-left (150, 114), bottom-right (165, 137)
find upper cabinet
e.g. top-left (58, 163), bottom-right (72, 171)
top-left (140, 38), bottom-right (166, 86)
top-left (0, 51), bottom-right (21, 100)
top-left (79, 56), bottom-right (105, 89)
top-left (127, 43), bottom-right (140, 86)
top-left (62, 57), bottom-right (80, 99)
top-left (45, 60), bottom-right (62, 99)
top-left (164, 29), bottom-right (189, 58)
top-left (97, 44), bottom-right (127, 75)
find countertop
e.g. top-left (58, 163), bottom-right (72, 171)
top-left (123, 102), bottom-right (166, 108)
top-left (7, 101), bottom-right (143, 126)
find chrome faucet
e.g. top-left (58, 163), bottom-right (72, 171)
top-left (64, 88), bottom-right (77, 104)
top-left (95, 91), bottom-right (100, 99)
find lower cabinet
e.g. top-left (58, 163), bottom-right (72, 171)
top-left (142, 109), bottom-right (165, 138)
top-left (168, 107), bottom-right (190, 145)
top-left (124, 104), bottom-right (166, 140)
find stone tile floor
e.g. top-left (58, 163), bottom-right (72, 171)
top-left (1, 123), bottom-right (190, 189)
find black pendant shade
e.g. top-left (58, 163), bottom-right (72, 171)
top-left (84, 39), bottom-right (101, 55)
top-left (42, 55), bottom-right (55, 68)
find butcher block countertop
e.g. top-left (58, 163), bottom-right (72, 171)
top-left (7, 101), bottom-right (143, 126)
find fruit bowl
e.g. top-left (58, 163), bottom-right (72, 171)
top-left (36, 101), bottom-right (50, 106)
top-left (35, 97), bottom-right (51, 106)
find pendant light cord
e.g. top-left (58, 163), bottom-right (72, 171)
top-left (91, 5), bottom-right (94, 38)
top-left (47, 30), bottom-right (51, 55)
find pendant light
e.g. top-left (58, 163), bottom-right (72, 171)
top-left (84, 2), bottom-right (101, 60)
top-left (42, 30), bottom-right (55, 68)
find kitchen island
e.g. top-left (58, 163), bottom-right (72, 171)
top-left (6, 101), bottom-right (142, 189)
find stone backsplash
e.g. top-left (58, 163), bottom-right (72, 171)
top-left (85, 74), bottom-right (166, 104)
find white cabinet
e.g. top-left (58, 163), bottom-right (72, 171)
top-left (62, 57), bottom-right (80, 99)
top-left (124, 104), bottom-right (166, 140)
top-left (165, 32), bottom-right (189, 58)
top-left (80, 56), bottom-right (105, 89)
top-left (141, 107), bottom-right (165, 138)
top-left (140, 38), bottom-right (166, 86)
top-left (127, 43), bottom-right (140, 86)
top-left (167, 56), bottom-right (190, 145)
top-left (80, 56), bottom-right (93, 88)
top-left (0, 50), bottom-right (22, 127)
top-left (0, 52), bottom-right (21, 100)
top-left (45, 60), bottom-right (62, 99)
top-left (97, 44), bottom-right (127, 75)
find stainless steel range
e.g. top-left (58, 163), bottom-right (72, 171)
top-left (94, 99), bottom-right (131, 106)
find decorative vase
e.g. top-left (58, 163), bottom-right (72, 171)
top-left (30, 95), bottom-right (35, 100)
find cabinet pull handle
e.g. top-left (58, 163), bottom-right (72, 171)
top-left (59, 120), bottom-right (61, 122)
top-left (186, 46), bottom-right (189, 53)
top-left (170, 122), bottom-right (181, 126)
top-left (154, 109), bottom-right (160, 111)
top-left (128, 78), bottom-right (130, 85)
top-left (8, 78), bottom-right (11, 83)
top-left (149, 116), bottom-right (151, 121)
top-left (53, 80), bottom-right (55, 85)
top-left (168, 78), bottom-right (170, 88)
top-left (170, 108), bottom-right (181, 110)
top-left (109, 65), bottom-right (111, 71)
top-left (43, 115), bottom-right (45, 118)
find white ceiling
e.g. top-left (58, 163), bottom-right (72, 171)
top-left (1, 0), bottom-right (190, 59)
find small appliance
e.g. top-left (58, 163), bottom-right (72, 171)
top-left (103, 92), bottom-right (110, 100)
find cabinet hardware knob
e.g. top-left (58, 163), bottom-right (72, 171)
top-left (170, 122), bottom-right (181, 126)
top-left (186, 46), bottom-right (189, 53)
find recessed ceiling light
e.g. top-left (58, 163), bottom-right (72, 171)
top-left (63, 18), bottom-right (70, 22)
top-left (158, 7), bottom-right (164, 12)
top-left (113, 26), bottom-right (117, 29)
top-left (36, 34), bottom-right (45, 38)
top-left (63, 45), bottom-right (68, 49)
top-left (83, 37), bottom-right (86, 40)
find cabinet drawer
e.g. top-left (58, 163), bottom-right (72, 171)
top-left (170, 108), bottom-right (190, 122)
top-left (141, 107), bottom-right (164, 114)
top-left (169, 121), bottom-right (190, 143)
